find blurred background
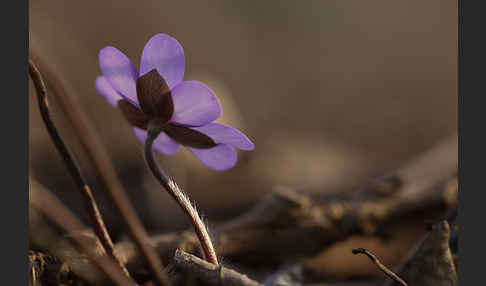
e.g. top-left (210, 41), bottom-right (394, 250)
top-left (29, 0), bottom-right (457, 279)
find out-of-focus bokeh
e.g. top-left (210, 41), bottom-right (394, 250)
top-left (29, 0), bottom-right (456, 275)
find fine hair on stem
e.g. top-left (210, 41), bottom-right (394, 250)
top-left (144, 126), bottom-right (218, 265)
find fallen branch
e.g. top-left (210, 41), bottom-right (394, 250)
top-left (173, 249), bottom-right (262, 286)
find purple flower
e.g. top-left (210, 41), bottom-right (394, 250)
top-left (95, 34), bottom-right (254, 171)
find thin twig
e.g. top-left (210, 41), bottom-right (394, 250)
top-left (352, 248), bottom-right (407, 286)
top-left (30, 178), bottom-right (137, 286)
top-left (173, 249), bottom-right (262, 286)
top-left (29, 51), bottom-right (171, 286)
top-left (145, 128), bottom-right (218, 265)
top-left (28, 59), bottom-right (130, 277)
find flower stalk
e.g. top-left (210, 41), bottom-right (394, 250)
top-left (144, 124), bottom-right (219, 265)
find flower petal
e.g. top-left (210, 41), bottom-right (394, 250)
top-left (98, 46), bottom-right (139, 105)
top-left (170, 81), bottom-right (221, 126)
top-left (191, 123), bottom-right (254, 151)
top-left (133, 128), bottom-right (180, 155)
top-left (95, 76), bottom-right (123, 107)
top-left (187, 144), bottom-right (237, 171)
top-left (139, 34), bottom-right (185, 89)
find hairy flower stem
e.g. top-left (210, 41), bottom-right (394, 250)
top-left (29, 59), bottom-right (131, 278)
top-left (144, 126), bottom-right (219, 265)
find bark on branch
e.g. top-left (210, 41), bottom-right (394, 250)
top-left (173, 249), bottom-right (262, 286)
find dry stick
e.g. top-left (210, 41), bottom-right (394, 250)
top-left (28, 59), bottom-right (131, 278)
top-left (29, 52), bottom-right (171, 286)
top-left (145, 129), bottom-right (218, 265)
top-left (173, 249), bottom-right (262, 286)
top-left (352, 248), bottom-right (407, 286)
top-left (30, 178), bottom-right (137, 286)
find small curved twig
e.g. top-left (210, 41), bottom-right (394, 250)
top-left (352, 248), bottom-right (407, 286)
top-left (144, 127), bottom-right (218, 265)
top-left (29, 59), bottom-right (131, 278)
